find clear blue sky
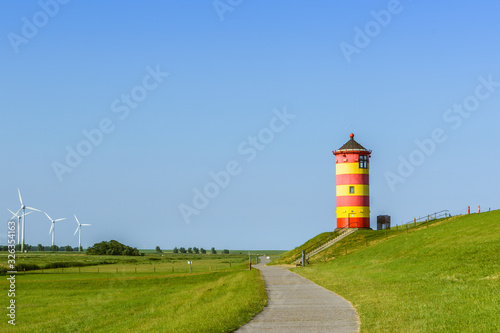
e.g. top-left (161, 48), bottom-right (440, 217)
top-left (1, 1), bottom-right (499, 250)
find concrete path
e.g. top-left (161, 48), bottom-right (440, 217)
top-left (235, 257), bottom-right (359, 333)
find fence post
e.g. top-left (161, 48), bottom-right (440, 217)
top-left (414, 217), bottom-right (416, 227)
top-left (154, 266), bottom-right (156, 273)
top-left (135, 267), bottom-right (137, 273)
top-left (406, 224), bottom-right (408, 233)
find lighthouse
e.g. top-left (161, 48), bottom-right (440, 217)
top-left (333, 133), bottom-right (372, 229)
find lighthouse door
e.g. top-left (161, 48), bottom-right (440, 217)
top-left (348, 212), bottom-right (356, 228)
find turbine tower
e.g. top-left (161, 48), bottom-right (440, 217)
top-left (44, 212), bottom-right (66, 247)
top-left (13, 189), bottom-right (41, 252)
top-left (73, 215), bottom-right (91, 252)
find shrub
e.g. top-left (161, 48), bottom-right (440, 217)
top-left (87, 240), bottom-right (140, 256)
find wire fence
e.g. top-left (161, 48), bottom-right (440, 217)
top-left (394, 205), bottom-right (496, 230)
top-left (8, 262), bottom-right (244, 275)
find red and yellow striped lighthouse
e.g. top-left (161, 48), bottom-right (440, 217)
top-left (333, 133), bottom-right (372, 229)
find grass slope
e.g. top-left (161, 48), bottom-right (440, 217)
top-left (292, 211), bottom-right (499, 332)
top-left (1, 269), bottom-right (266, 332)
top-left (271, 231), bottom-right (340, 264)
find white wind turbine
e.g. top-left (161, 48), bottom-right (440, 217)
top-left (73, 215), bottom-right (91, 252)
top-left (44, 212), bottom-right (66, 247)
top-left (13, 189), bottom-right (41, 252)
top-left (7, 209), bottom-right (32, 244)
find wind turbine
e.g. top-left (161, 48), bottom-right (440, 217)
top-left (7, 209), bottom-right (32, 244)
top-left (13, 189), bottom-right (41, 252)
top-left (73, 215), bottom-right (91, 252)
top-left (44, 212), bottom-right (66, 247)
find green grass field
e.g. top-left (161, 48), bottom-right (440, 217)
top-left (2, 252), bottom-right (256, 274)
top-left (290, 211), bottom-right (500, 332)
top-left (0, 253), bottom-right (268, 332)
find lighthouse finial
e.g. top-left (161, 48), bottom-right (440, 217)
top-left (350, 133), bottom-right (354, 139)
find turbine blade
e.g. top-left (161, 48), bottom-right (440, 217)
top-left (18, 188), bottom-right (23, 205)
top-left (26, 207), bottom-right (41, 212)
top-left (44, 212), bottom-right (52, 221)
top-left (8, 209), bottom-right (19, 219)
top-left (55, 218), bottom-right (66, 222)
top-left (82, 224), bottom-right (92, 226)
top-left (49, 224), bottom-right (54, 235)
top-left (74, 215), bottom-right (80, 225)
top-left (14, 207), bottom-right (22, 217)
top-left (73, 226), bottom-right (79, 236)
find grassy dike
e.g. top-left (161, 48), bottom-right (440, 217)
top-left (291, 211), bottom-right (499, 332)
top-left (1, 263), bottom-right (266, 332)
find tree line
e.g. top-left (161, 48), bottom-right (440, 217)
top-left (0, 244), bottom-right (82, 252)
top-left (169, 247), bottom-right (229, 254)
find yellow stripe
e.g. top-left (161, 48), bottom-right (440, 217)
top-left (336, 206), bottom-right (370, 218)
top-left (336, 162), bottom-right (369, 175)
top-left (336, 185), bottom-right (369, 196)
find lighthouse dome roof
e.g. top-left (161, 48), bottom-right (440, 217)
top-left (337, 133), bottom-right (368, 151)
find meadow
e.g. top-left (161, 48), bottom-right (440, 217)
top-left (0, 252), bottom-right (271, 332)
top-left (289, 211), bottom-right (500, 332)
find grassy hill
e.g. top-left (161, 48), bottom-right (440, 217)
top-left (289, 211), bottom-right (499, 332)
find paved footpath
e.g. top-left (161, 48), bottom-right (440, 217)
top-left (235, 258), bottom-right (359, 333)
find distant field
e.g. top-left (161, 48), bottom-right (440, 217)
top-left (291, 211), bottom-right (500, 332)
top-left (0, 253), bottom-right (267, 332)
top-left (0, 252), bottom-right (254, 274)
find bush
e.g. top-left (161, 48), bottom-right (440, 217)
top-left (87, 240), bottom-right (140, 256)
top-left (16, 263), bottom-right (40, 271)
top-left (173, 247), bottom-right (179, 254)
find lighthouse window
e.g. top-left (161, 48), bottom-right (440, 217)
top-left (349, 186), bottom-right (355, 194)
top-left (359, 155), bottom-right (368, 169)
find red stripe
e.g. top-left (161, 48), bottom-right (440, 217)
top-left (336, 196), bottom-right (370, 207)
top-left (337, 217), bottom-right (370, 229)
top-left (333, 152), bottom-right (370, 163)
top-left (336, 174), bottom-right (369, 185)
